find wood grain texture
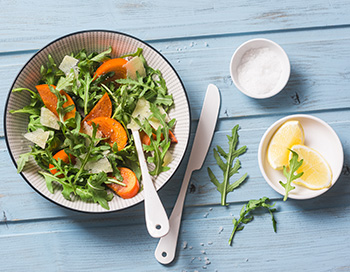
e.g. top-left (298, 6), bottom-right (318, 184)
top-left (1, 0), bottom-right (350, 52)
top-left (1, 1), bottom-right (350, 271)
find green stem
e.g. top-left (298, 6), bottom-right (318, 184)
top-left (106, 178), bottom-right (126, 187)
top-left (84, 74), bottom-right (92, 115)
top-left (221, 153), bottom-right (233, 206)
top-left (74, 146), bottom-right (92, 184)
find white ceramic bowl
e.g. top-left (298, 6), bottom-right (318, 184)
top-left (230, 38), bottom-right (290, 99)
top-left (4, 30), bottom-right (191, 213)
top-left (258, 114), bottom-right (343, 199)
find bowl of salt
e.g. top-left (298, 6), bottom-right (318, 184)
top-left (230, 38), bottom-right (290, 99)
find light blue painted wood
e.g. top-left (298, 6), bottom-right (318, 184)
top-left (2, 27), bottom-right (350, 136)
top-left (1, 1), bottom-right (350, 271)
top-left (1, 0), bottom-right (350, 52)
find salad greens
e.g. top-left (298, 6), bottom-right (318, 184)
top-left (11, 47), bottom-right (176, 210)
top-left (279, 150), bottom-right (304, 201)
top-left (207, 125), bottom-right (248, 206)
top-left (229, 197), bottom-right (277, 245)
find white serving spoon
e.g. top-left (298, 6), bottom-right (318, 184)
top-left (132, 130), bottom-right (170, 238)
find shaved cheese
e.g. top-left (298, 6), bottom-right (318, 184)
top-left (127, 97), bottom-right (171, 130)
top-left (40, 107), bottom-right (60, 130)
top-left (127, 98), bottom-right (152, 130)
top-left (82, 121), bottom-right (103, 139)
top-left (74, 154), bottom-right (113, 174)
top-left (85, 157), bottom-right (113, 174)
top-left (162, 151), bottom-right (173, 167)
top-left (59, 55), bottom-right (79, 74)
top-left (123, 56), bottom-right (146, 80)
top-left (59, 55), bottom-right (80, 88)
top-left (24, 128), bottom-right (50, 149)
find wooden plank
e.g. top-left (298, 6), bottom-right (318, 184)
top-left (2, 27), bottom-right (350, 135)
top-left (1, 0), bottom-right (350, 52)
top-left (1, 202), bottom-right (350, 271)
top-left (1, 109), bottom-right (349, 222)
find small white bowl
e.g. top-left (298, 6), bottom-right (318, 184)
top-left (230, 38), bottom-right (290, 99)
top-left (258, 114), bottom-right (344, 200)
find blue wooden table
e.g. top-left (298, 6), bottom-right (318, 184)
top-left (1, 1), bottom-right (350, 271)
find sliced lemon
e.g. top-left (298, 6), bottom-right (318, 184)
top-left (267, 120), bottom-right (305, 170)
top-left (290, 145), bottom-right (332, 190)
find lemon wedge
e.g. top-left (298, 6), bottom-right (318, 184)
top-left (290, 145), bottom-right (332, 190)
top-left (267, 120), bottom-right (305, 170)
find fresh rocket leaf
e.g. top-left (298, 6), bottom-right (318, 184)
top-left (86, 172), bottom-right (113, 210)
top-left (90, 47), bottom-right (112, 63)
top-left (140, 119), bottom-right (171, 176)
top-left (279, 150), bottom-right (304, 201)
top-left (56, 70), bottom-right (75, 91)
top-left (229, 197), bottom-right (277, 245)
top-left (116, 67), bottom-right (173, 108)
top-left (39, 54), bottom-right (64, 85)
top-left (207, 125), bottom-right (248, 206)
top-left (16, 153), bottom-right (31, 173)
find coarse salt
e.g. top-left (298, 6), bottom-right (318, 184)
top-left (237, 47), bottom-right (282, 96)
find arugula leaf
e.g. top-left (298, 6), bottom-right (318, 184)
top-left (229, 197), bottom-right (277, 245)
top-left (10, 88), bottom-right (43, 116)
top-left (39, 54), bottom-right (64, 85)
top-left (279, 150), bottom-right (304, 201)
top-left (90, 47), bottom-right (112, 63)
top-left (141, 120), bottom-right (171, 176)
top-left (116, 66), bottom-right (173, 108)
top-left (56, 70), bottom-right (75, 91)
top-left (86, 172), bottom-right (113, 210)
top-left (16, 152), bottom-right (31, 173)
top-left (120, 47), bottom-right (143, 59)
top-left (208, 125), bottom-right (248, 206)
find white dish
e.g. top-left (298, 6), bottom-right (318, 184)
top-left (230, 38), bottom-right (290, 99)
top-left (4, 30), bottom-right (191, 213)
top-left (258, 114), bottom-right (343, 199)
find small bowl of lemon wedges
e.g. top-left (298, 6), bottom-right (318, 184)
top-left (258, 114), bottom-right (344, 200)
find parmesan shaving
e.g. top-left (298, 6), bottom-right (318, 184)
top-left (74, 154), bottom-right (113, 174)
top-left (127, 97), bottom-right (171, 130)
top-left (59, 55), bottom-right (79, 74)
top-left (23, 128), bottom-right (50, 149)
top-left (123, 56), bottom-right (146, 80)
top-left (40, 107), bottom-right (60, 130)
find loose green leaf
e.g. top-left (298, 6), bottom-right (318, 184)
top-left (16, 153), bottom-right (31, 173)
top-left (279, 150), bottom-right (304, 201)
top-left (229, 197), bottom-right (277, 245)
top-left (207, 125), bottom-right (248, 206)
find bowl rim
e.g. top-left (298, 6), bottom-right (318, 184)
top-left (258, 114), bottom-right (344, 200)
top-left (4, 29), bottom-right (192, 214)
top-left (230, 38), bottom-right (291, 99)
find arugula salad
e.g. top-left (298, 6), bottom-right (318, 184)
top-left (11, 47), bottom-right (177, 210)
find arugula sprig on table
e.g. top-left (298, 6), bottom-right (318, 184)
top-left (207, 125), bottom-right (278, 245)
top-left (207, 125), bottom-right (248, 206)
top-left (229, 197), bottom-right (277, 245)
top-left (279, 150), bottom-right (304, 201)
